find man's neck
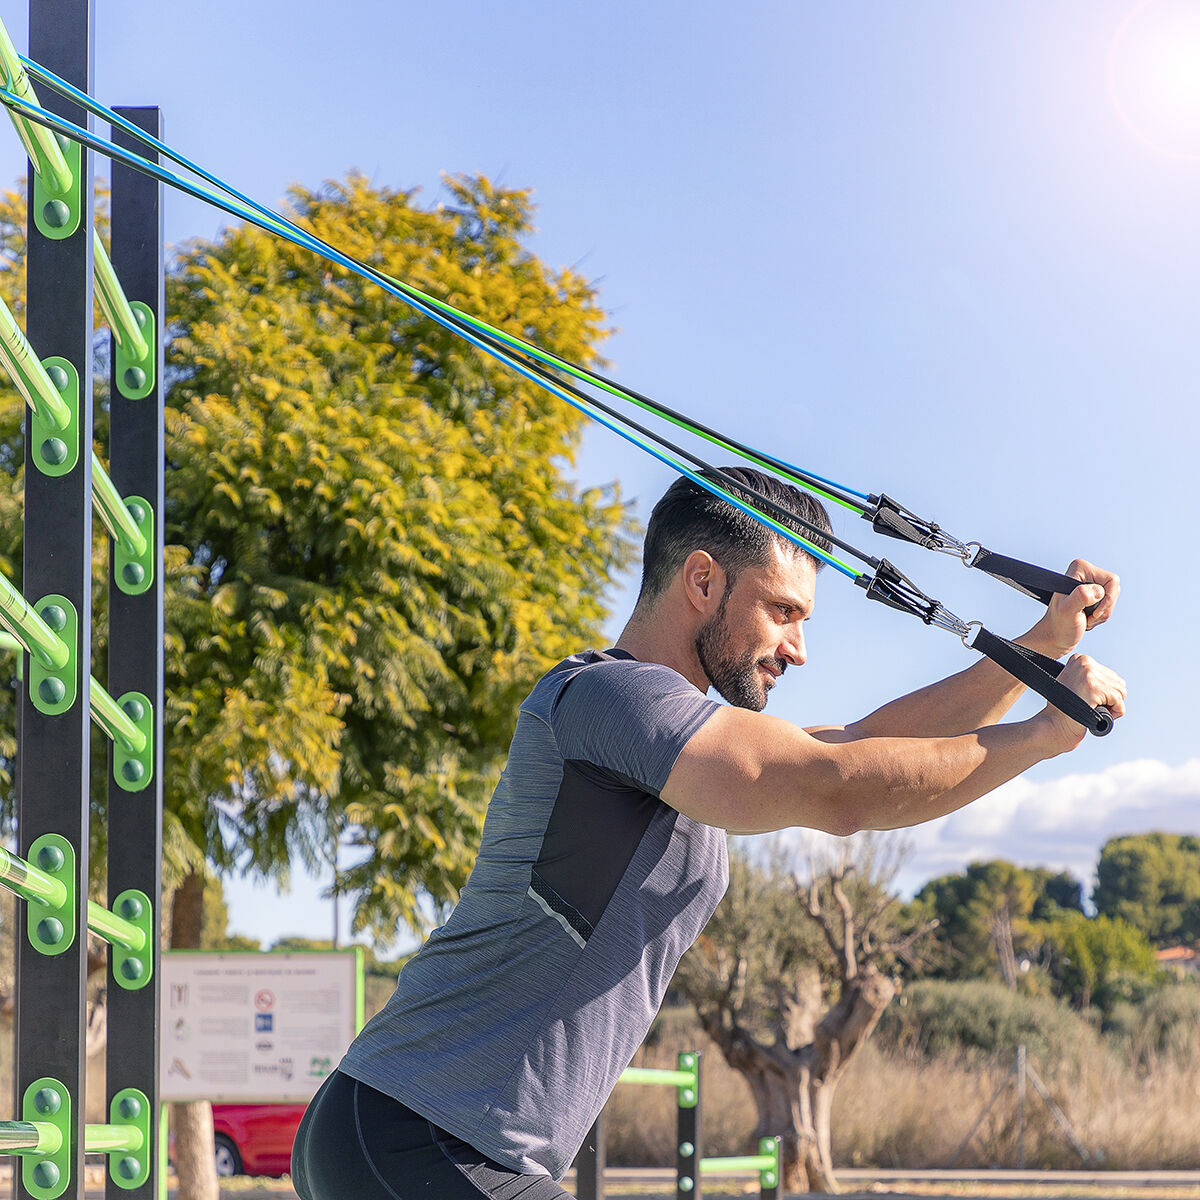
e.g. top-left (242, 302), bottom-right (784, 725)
top-left (615, 607), bottom-right (711, 694)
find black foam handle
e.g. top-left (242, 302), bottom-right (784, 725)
top-left (971, 626), bottom-right (1114, 737)
top-left (970, 548), bottom-right (1100, 617)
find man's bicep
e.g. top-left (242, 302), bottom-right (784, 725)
top-left (661, 706), bottom-right (847, 834)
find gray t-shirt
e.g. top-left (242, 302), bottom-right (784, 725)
top-left (339, 649), bottom-right (726, 1179)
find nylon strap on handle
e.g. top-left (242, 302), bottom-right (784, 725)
top-left (970, 626), bottom-right (1113, 736)
top-left (968, 547), bottom-right (1099, 616)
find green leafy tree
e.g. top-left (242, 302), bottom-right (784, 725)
top-left (0, 173), bottom-right (634, 1200)
top-left (912, 860), bottom-right (1084, 984)
top-left (163, 171), bottom-right (634, 940)
top-left (1039, 912), bottom-right (1159, 1014)
top-left (1093, 833), bottom-right (1200, 946)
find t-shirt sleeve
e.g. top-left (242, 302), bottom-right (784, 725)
top-left (550, 660), bottom-right (720, 795)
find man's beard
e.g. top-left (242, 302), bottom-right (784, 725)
top-left (694, 595), bottom-right (786, 712)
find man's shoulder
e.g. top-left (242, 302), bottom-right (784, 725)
top-left (522, 649), bottom-right (700, 725)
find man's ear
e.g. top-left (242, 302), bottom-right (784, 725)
top-left (682, 550), bottom-right (726, 615)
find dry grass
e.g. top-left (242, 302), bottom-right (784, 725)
top-left (604, 1011), bottom-right (1200, 1171)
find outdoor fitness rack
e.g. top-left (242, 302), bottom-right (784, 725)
top-left (0, 4), bottom-right (165, 1198)
top-left (574, 1051), bottom-right (782, 1200)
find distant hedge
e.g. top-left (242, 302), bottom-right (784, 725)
top-left (876, 980), bottom-right (1103, 1070)
top-left (1106, 984), bottom-right (1200, 1067)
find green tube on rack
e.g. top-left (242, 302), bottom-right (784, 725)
top-left (618, 1067), bottom-right (697, 1088)
top-left (0, 1121), bottom-right (60, 1155)
top-left (0, 574), bottom-right (68, 671)
top-left (0, 18), bottom-right (71, 194)
top-left (698, 1154), bottom-right (776, 1173)
top-left (85, 900), bottom-right (146, 954)
top-left (89, 682), bottom-right (146, 756)
top-left (84, 1123), bottom-right (143, 1155)
top-left (92, 231), bottom-right (148, 359)
top-left (0, 297), bottom-right (71, 431)
top-left (0, 845), bottom-right (68, 910)
top-left (90, 453), bottom-right (147, 559)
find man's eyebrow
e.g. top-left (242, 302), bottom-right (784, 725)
top-left (775, 594), bottom-right (813, 616)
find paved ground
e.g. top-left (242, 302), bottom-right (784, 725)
top-left (7, 1165), bottom-right (1200, 1198)
top-left (212, 1167), bottom-right (1200, 1199)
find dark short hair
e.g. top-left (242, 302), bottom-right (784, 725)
top-left (636, 466), bottom-right (834, 604)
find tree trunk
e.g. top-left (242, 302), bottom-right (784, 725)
top-left (171, 870), bottom-right (220, 1200)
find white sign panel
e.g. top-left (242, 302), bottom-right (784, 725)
top-left (160, 950), bottom-right (362, 1103)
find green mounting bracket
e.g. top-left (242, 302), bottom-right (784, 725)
top-left (29, 595), bottom-right (76, 716)
top-left (30, 357), bottom-right (79, 478)
top-left (758, 1137), bottom-right (781, 1191)
top-left (32, 135), bottom-right (81, 241)
top-left (22, 1077), bottom-right (70, 1200)
top-left (677, 1051), bottom-right (698, 1109)
top-left (114, 302), bottom-right (155, 400)
top-left (114, 497), bottom-right (154, 596)
top-left (113, 691), bottom-right (153, 792)
top-left (110, 889), bottom-right (153, 991)
top-left (26, 834), bottom-right (76, 956)
top-left (107, 1088), bottom-right (151, 1189)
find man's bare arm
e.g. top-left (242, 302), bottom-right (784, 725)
top-left (661, 653), bottom-right (1126, 835)
top-left (811, 560), bottom-right (1119, 741)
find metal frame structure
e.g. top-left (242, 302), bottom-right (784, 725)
top-left (574, 1051), bottom-right (780, 1200)
top-left (0, 3), bottom-right (165, 1198)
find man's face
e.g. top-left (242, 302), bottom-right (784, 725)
top-left (694, 542), bottom-right (817, 711)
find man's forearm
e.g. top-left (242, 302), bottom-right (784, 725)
top-left (826, 718), bottom-right (1060, 834)
top-left (833, 623), bottom-right (1069, 740)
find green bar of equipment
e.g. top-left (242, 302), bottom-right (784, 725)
top-left (0, 295), bottom-right (72, 430)
top-left (0, 617), bottom-right (146, 753)
top-left (0, 573), bottom-right (69, 670)
top-left (0, 845), bottom-right (68, 910)
top-left (0, 18), bottom-right (71, 194)
top-left (0, 280), bottom-right (147, 555)
top-left (698, 1154), bottom-right (776, 1174)
top-left (91, 452), bottom-right (147, 559)
top-left (0, 1120), bottom-right (61, 1155)
top-left (90, 681), bottom-right (147, 755)
top-left (618, 1067), bottom-right (697, 1088)
top-left (0, 843), bottom-right (143, 952)
top-left (86, 899), bottom-right (146, 954)
top-left (92, 231), bottom-right (148, 359)
top-left (84, 1124), bottom-right (144, 1155)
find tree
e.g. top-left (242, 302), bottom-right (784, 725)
top-left (912, 860), bottom-right (1084, 985)
top-left (1093, 833), bottom-right (1200, 946)
top-left (0, 173), bottom-right (635, 1198)
top-left (674, 838), bottom-right (935, 1192)
top-left (1039, 912), bottom-right (1159, 1014)
top-left (159, 172), bottom-right (635, 1197)
top-left (163, 171), bottom-right (633, 941)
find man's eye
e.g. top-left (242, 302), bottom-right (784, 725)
top-left (776, 605), bottom-right (792, 619)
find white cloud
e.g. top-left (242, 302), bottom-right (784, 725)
top-left (766, 759), bottom-right (1200, 901)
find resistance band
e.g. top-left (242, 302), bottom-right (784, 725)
top-left (0, 66), bottom-right (1114, 735)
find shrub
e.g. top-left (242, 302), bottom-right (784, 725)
top-left (876, 979), bottom-right (1103, 1072)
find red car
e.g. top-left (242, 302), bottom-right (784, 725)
top-left (211, 1103), bottom-right (308, 1177)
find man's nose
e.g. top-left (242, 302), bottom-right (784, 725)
top-left (780, 627), bottom-right (806, 667)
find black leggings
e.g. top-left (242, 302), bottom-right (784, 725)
top-left (291, 1070), bottom-right (571, 1199)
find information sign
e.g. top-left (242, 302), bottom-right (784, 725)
top-left (159, 950), bottom-right (364, 1103)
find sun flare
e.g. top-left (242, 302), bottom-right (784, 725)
top-left (1110, 0), bottom-right (1200, 159)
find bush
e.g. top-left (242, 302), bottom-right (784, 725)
top-left (877, 980), bottom-right (1103, 1071)
top-left (1106, 982), bottom-right (1200, 1068)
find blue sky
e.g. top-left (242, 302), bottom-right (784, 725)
top-left (3, 1), bottom-right (1197, 945)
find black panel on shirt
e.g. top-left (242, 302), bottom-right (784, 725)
top-left (534, 757), bottom-right (666, 931)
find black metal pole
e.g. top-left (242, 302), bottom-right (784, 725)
top-left (676, 1051), bottom-right (701, 1200)
top-left (16, 4), bottom-right (94, 1200)
top-left (572, 1115), bottom-right (605, 1200)
top-left (105, 105), bottom-right (164, 1200)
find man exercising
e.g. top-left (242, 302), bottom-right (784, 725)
top-left (292, 467), bottom-right (1123, 1199)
